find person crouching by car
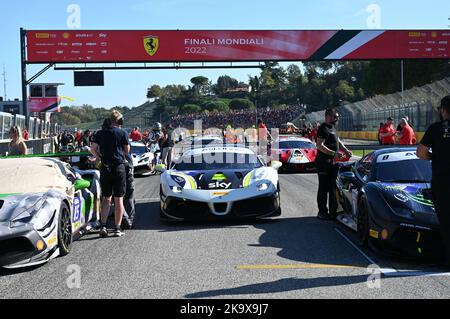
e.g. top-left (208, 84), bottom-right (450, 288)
top-left (91, 110), bottom-right (130, 237)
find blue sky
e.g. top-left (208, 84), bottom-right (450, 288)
top-left (0, 0), bottom-right (449, 108)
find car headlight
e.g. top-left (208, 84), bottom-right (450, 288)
top-left (10, 196), bottom-right (47, 228)
top-left (171, 186), bottom-right (183, 193)
top-left (257, 182), bottom-right (270, 191)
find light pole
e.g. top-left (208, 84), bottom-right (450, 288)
top-left (401, 60), bottom-right (404, 108)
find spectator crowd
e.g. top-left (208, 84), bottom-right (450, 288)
top-left (171, 105), bottom-right (305, 130)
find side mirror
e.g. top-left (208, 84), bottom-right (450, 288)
top-left (155, 164), bottom-right (167, 173)
top-left (74, 179), bottom-right (91, 191)
top-left (270, 160), bottom-right (283, 170)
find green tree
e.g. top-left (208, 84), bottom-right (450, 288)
top-left (229, 99), bottom-right (255, 110)
top-left (59, 113), bottom-right (81, 125)
top-left (335, 80), bottom-right (356, 104)
top-left (147, 85), bottom-right (162, 99)
top-left (181, 104), bottom-right (202, 114)
top-left (214, 75), bottom-right (239, 96)
top-left (204, 101), bottom-right (229, 112)
top-left (190, 76), bottom-right (209, 96)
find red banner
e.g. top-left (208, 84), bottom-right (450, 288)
top-left (25, 30), bottom-right (450, 63)
top-left (29, 97), bottom-right (60, 113)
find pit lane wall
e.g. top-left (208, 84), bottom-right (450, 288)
top-left (0, 137), bottom-right (57, 156)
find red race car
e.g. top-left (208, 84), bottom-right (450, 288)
top-left (272, 136), bottom-right (350, 172)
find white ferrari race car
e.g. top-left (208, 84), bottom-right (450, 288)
top-left (158, 145), bottom-right (282, 221)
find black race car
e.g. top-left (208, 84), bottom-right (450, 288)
top-left (336, 147), bottom-right (444, 258)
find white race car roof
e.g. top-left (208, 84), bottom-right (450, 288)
top-left (130, 141), bottom-right (146, 147)
top-left (376, 151), bottom-right (419, 163)
top-left (192, 135), bottom-right (222, 141)
top-left (279, 136), bottom-right (312, 142)
top-left (182, 146), bottom-right (255, 157)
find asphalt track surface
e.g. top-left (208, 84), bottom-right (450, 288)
top-left (1, 168), bottom-right (450, 299)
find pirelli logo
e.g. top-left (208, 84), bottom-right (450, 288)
top-left (36, 33), bottom-right (50, 39)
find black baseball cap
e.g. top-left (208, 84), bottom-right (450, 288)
top-left (387, 117), bottom-right (393, 121)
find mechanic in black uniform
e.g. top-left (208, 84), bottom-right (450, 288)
top-left (417, 95), bottom-right (450, 267)
top-left (315, 108), bottom-right (352, 220)
top-left (91, 110), bottom-right (130, 237)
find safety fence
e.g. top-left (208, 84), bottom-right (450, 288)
top-left (304, 77), bottom-right (450, 133)
top-left (0, 111), bottom-right (62, 142)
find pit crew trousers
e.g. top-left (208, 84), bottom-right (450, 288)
top-left (432, 180), bottom-right (450, 265)
top-left (161, 147), bottom-right (173, 168)
top-left (124, 165), bottom-right (136, 224)
top-left (316, 161), bottom-right (339, 217)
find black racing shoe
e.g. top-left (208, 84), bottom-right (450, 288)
top-left (99, 226), bottom-right (108, 238)
top-left (121, 219), bottom-right (133, 230)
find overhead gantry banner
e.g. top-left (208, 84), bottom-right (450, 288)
top-left (25, 30), bottom-right (450, 63)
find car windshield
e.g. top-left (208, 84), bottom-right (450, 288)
top-left (279, 141), bottom-right (315, 149)
top-left (173, 152), bottom-right (262, 170)
top-left (131, 145), bottom-right (147, 155)
top-left (191, 138), bottom-right (221, 146)
top-left (376, 159), bottom-right (431, 183)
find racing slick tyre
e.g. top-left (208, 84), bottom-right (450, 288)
top-left (356, 195), bottom-right (370, 247)
top-left (58, 202), bottom-right (72, 256)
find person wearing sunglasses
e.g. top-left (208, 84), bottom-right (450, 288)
top-left (315, 108), bottom-right (352, 220)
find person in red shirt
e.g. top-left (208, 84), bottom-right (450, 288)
top-left (23, 127), bottom-right (29, 141)
top-left (130, 127), bottom-right (143, 142)
top-left (377, 122), bottom-right (384, 145)
top-left (380, 117), bottom-right (396, 145)
top-left (258, 119), bottom-right (272, 158)
top-left (398, 118), bottom-right (416, 145)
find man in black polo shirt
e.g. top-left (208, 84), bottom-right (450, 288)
top-left (417, 95), bottom-right (450, 267)
top-left (91, 110), bottom-right (130, 237)
top-left (316, 108), bottom-right (352, 220)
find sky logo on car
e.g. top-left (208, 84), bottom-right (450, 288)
top-left (209, 181), bottom-right (232, 189)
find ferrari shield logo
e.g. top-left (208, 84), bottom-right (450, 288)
top-left (143, 36), bottom-right (159, 57)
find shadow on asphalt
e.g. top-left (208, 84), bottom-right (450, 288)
top-left (184, 275), bottom-right (373, 298)
top-left (131, 201), bottom-right (444, 269)
top-left (132, 201), bottom-right (277, 232)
